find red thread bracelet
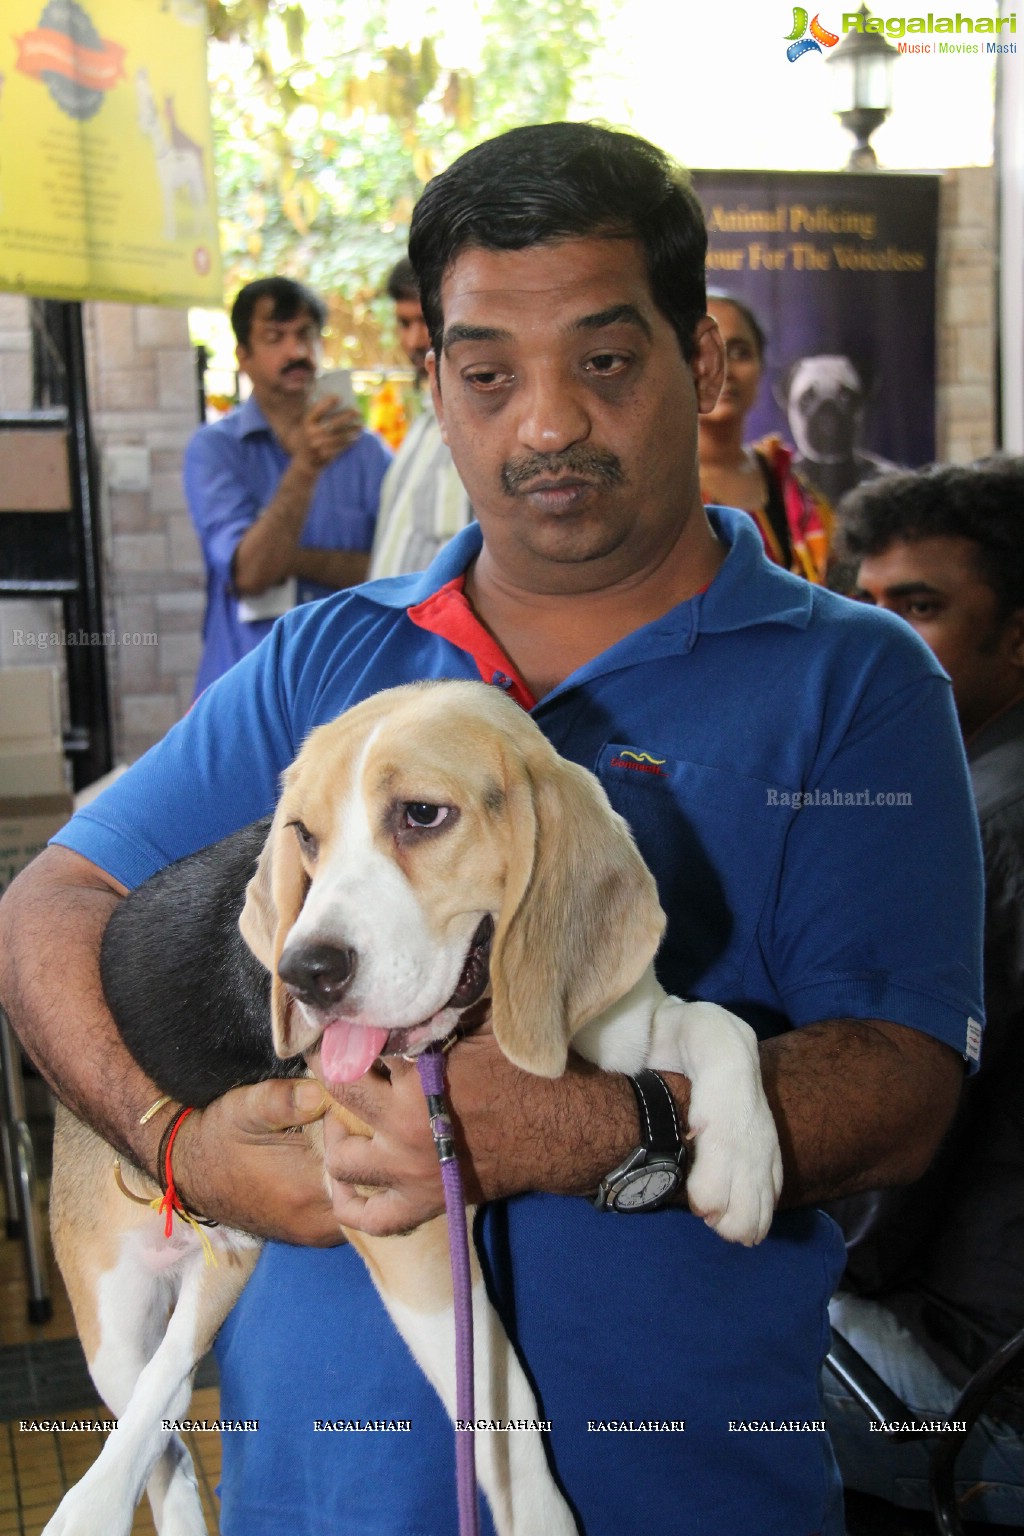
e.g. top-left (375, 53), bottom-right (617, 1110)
top-left (157, 1106), bottom-right (195, 1237)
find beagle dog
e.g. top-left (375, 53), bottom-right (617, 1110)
top-left (45, 679), bottom-right (782, 1536)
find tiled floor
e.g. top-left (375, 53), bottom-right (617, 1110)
top-left (0, 1391), bottom-right (222, 1536)
top-left (0, 1099), bottom-right (221, 1536)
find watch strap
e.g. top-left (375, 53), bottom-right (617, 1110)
top-left (628, 1068), bottom-right (683, 1158)
top-left (593, 1069), bottom-right (687, 1212)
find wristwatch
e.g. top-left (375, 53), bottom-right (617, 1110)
top-left (593, 1069), bottom-right (687, 1213)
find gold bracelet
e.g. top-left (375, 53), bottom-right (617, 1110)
top-left (138, 1094), bottom-right (173, 1126)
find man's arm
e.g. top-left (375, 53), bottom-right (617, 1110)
top-left (0, 847), bottom-right (342, 1247)
top-left (317, 1015), bottom-right (963, 1237)
top-left (291, 547), bottom-right (371, 589)
top-left (232, 402), bottom-right (366, 595)
top-left (0, 850), bottom-right (961, 1246)
top-left (758, 1018), bottom-right (962, 1203)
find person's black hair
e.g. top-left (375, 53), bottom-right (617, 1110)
top-left (839, 457), bottom-right (1024, 617)
top-left (230, 277), bottom-right (327, 349)
top-left (706, 289), bottom-right (766, 360)
top-left (408, 121), bottom-right (708, 362)
top-left (386, 257), bottom-right (420, 304)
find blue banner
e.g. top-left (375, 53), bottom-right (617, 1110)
top-left (691, 170), bottom-right (939, 507)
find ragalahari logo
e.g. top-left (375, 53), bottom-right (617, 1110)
top-left (15, 0), bottom-right (125, 122)
top-left (785, 8), bottom-right (840, 59)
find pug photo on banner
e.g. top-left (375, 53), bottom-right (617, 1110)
top-left (692, 170), bottom-right (938, 507)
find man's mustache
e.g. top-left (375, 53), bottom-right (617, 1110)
top-left (501, 447), bottom-right (625, 495)
top-left (282, 360), bottom-right (315, 376)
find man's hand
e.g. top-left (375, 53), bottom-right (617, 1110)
top-left (232, 398), bottom-right (365, 595)
top-left (172, 1079), bottom-right (345, 1246)
top-left (320, 1029), bottom-right (640, 1237)
top-left (316, 1014), bottom-right (962, 1240)
top-left (290, 398), bottom-right (363, 472)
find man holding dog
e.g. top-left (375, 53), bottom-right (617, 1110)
top-left (0, 124), bottom-right (982, 1535)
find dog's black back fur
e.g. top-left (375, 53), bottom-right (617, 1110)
top-left (100, 818), bottom-right (304, 1107)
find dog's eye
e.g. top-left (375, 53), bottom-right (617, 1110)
top-left (403, 803), bottom-right (450, 830)
top-left (290, 820), bottom-right (319, 859)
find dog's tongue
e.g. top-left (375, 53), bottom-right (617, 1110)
top-left (320, 1020), bottom-right (390, 1084)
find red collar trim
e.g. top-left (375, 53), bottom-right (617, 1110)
top-left (407, 577), bottom-right (537, 711)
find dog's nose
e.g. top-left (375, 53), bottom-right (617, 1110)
top-left (278, 942), bottom-right (356, 1008)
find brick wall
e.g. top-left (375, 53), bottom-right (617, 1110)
top-left (935, 167), bottom-right (998, 463)
top-left (84, 302), bottom-right (205, 761)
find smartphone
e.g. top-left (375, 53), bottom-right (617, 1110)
top-left (313, 369), bottom-right (356, 413)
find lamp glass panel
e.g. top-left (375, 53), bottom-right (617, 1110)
top-left (830, 55), bottom-right (856, 112)
top-left (854, 54), bottom-right (893, 109)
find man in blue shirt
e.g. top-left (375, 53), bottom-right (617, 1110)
top-left (0, 126), bottom-right (982, 1535)
top-left (186, 276), bottom-right (392, 693)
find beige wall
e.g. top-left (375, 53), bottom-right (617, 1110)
top-left (0, 294), bottom-right (31, 410)
top-left (936, 167), bottom-right (998, 463)
top-left (84, 303), bottom-right (205, 761)
top-left (0, 162), bottom-right (1003, 770)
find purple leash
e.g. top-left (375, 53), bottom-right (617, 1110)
top-left (416, 1043), bottom-right (480, 1536)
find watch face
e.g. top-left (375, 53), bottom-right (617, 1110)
top-left (614, 1164), bottom-right (679, 1211)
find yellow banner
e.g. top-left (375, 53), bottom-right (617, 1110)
top-left (0, 0), bottom-right (221, 307)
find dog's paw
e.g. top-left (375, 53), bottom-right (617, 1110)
top-left (652, 998), bottom-right (783, 1245)
top-left (685, 1099), bottom-right (783, 1245)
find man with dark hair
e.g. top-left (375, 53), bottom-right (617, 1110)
top-left (411, 123), bottom-right (710, 368)
top-left (0, 124), bottom-right (982, 1535)
top-left (824, 458), bottom-right (1024, 1523)
top-left (185, 275), bottom-right (392, 693)
top-left (368, 256), bottom-right (472, 577)
top-left (384, 256), bottom-right (431, 380)
top-left (230, 275), bottom-right (328, 349)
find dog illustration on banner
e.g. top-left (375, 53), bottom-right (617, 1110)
top-left (135, 67), bottom-right (210, 241)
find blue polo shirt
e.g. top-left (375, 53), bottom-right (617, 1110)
top-left (56, 508), bottom-right (984, 1536)
top-left (183, 396), bottom-right (392, 695)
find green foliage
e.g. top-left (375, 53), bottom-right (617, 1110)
top-left (204, 0), bottom-right (611, 358)
top-left (476, 0), bottom-right (605, 132)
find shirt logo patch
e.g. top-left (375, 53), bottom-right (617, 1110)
top-left (610, 749), bottom-right (668, 777)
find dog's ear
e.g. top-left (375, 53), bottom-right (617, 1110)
top-left (489, 755), bottom-right (665, 1078)
top-left (238, 811), bottom-right (282, 971)
top-left (239, 802), bottom-right (308, 1059)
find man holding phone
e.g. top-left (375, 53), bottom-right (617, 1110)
top-left (185, 277), bottom-right (392, 694)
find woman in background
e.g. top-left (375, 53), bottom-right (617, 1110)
top-left (700, 291), bottom-right (833, 583)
